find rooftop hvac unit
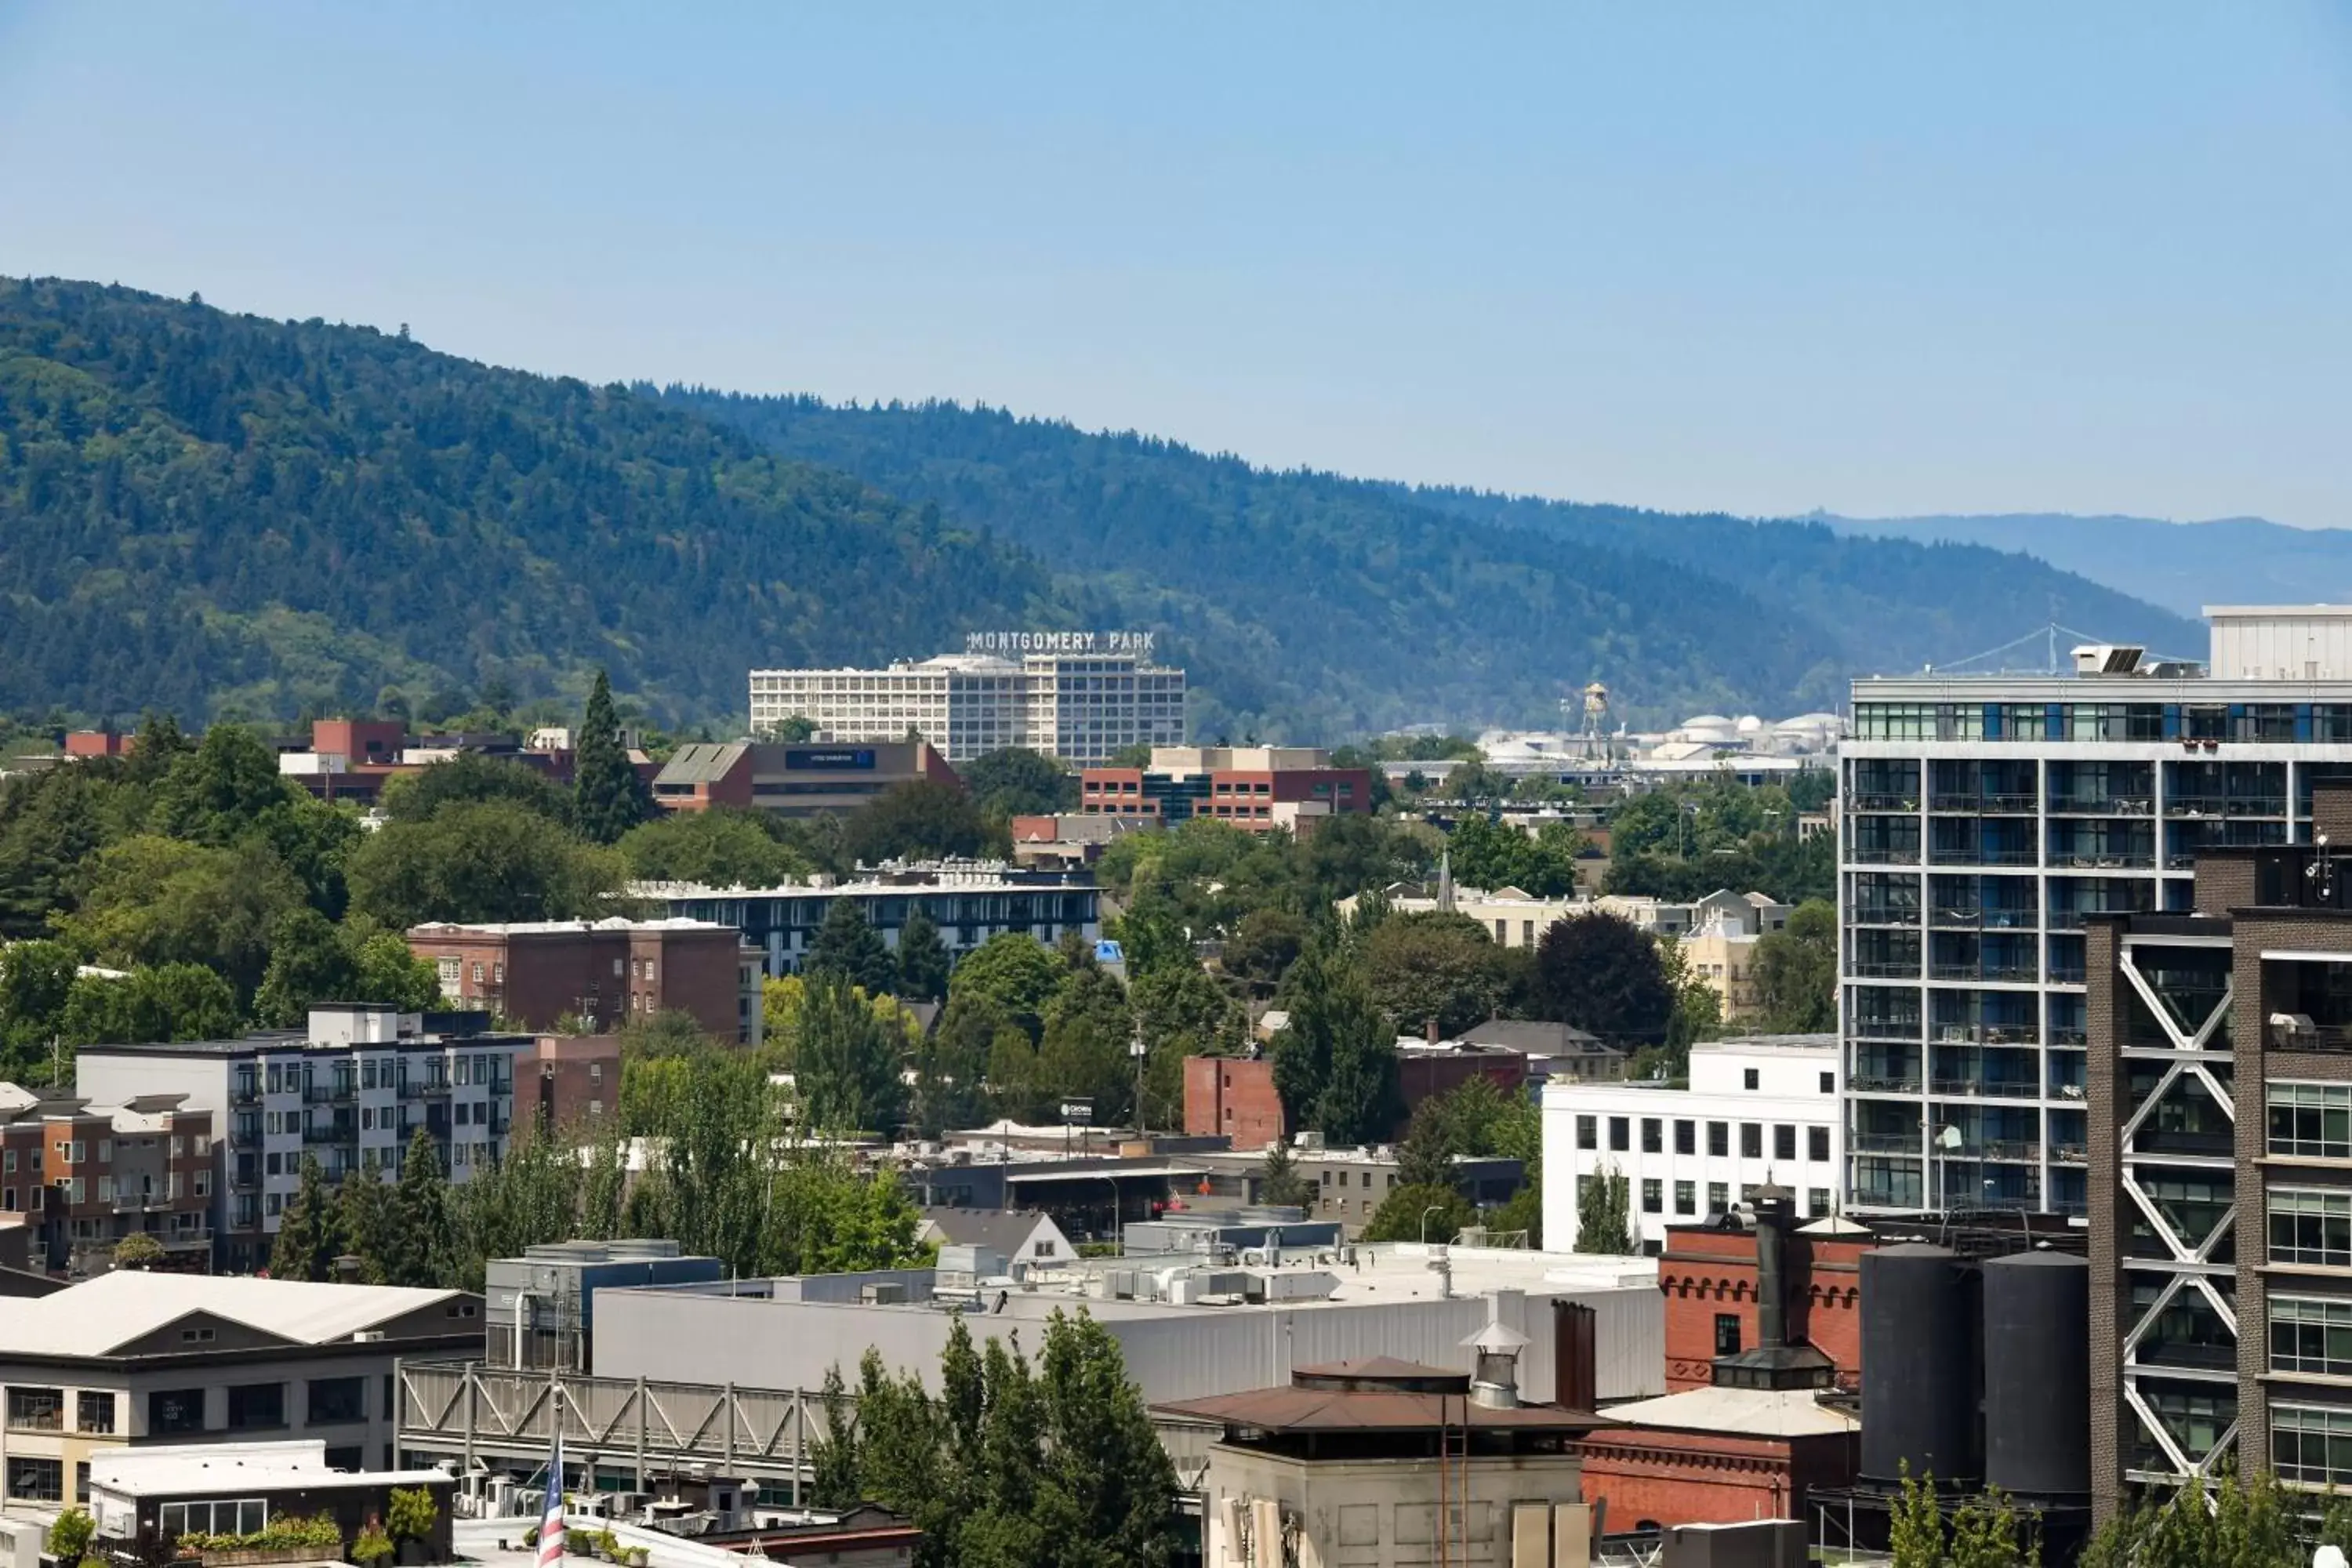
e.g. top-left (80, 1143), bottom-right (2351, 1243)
top-left (1255, 1269), bottom-right (1339, 1302)
top-left (860, 1281), bottom-right (908, 1305)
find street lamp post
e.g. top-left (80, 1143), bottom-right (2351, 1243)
top-left (1420, 1204), bottom-right (1448, 1246)
top-left (1096, 1173), bottom-right (1123, 1254)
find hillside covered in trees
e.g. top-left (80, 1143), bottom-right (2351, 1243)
top-left (0, 279), bottom-right (1059, 724)
top-left (0, 277), bottom-right (2198, 736)
top-left (673, 391), bottom-right (2200, 737)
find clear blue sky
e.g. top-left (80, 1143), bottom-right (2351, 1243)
top-left (4, 4), bottom-right (2349, 525)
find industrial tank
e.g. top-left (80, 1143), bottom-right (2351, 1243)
top-left (1982, 1250), bottom-right (2090, 1498)
top-left (1860, 1243), bottom-right (1980, 1486)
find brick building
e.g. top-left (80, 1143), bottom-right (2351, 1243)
top-left (2082, 782), bottom-right (2352, 1518)
top-left (651, 739), bottom-right (960, 817)
top-left (1184, 1056), bottom-right (1284, 1151)
top-left (406, 918), bottom-right (763, 1044)
top-left (520, 1035), bottom-right (623, 1139)
top-left (1080, 746), bottom-right (1374, 833)
top-left (0, 1087), bottom-right (215, 1276)
top-left (1576, 1187), bottom-right (1859, 1532)
top-left (1658, 1216), bottom-right (1874, 1392)
top-left (278, 719), bottom-right (596, 805)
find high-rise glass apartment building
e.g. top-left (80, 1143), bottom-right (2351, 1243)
top-left (1839, 606), bottom-right (2352, 1217)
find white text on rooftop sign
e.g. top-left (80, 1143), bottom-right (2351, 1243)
top-left (964, 630), bottom-right (1156, 655)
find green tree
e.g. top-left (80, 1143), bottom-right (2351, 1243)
top-left (336, 1170), bottom-right (397, 1284)
top-left (948, 933), bottom-right (1066, 1040)
top-left (1573, 1164), bottom-right (1635, 1254)
top-left (381, 752), bottom-right (575, 826)
top-left (270, 1152), bottom-right (343, 1282)
top-left (1298, 958), bottom-right (1403, 1145)
top-left (252, 907), bottom-right (358, 1026)
top-left (46, 1508), bottom-right (94, 1566)
top-left (1534, 910), bottom-right (1674, 1048)
top-left (895, 909), bottom-right (952, 1002)
top-left (617, 808), bottom-right (808, 887)
top-left (111, 1231), bottom-right (166, 1269)
top-left (57, 964), bottom-right (240, 1051)
top-left (1752, 898), bottom-right (1838, 1032)
top-left (572, 671), bottom-right (655, 844)
top-left (0, 938), bottom-right (78, 1077)
top-left (1221, 907), bottom-right (1308, 992)
top-left (346, 802), bottom-right (626, 927)
top-left (57, 834), bottom-right (304, 999)
top-left (960, 749), bottom-right (1076, 817)
top-left (804, 899), bottom-right (898, 996)
top-left (349, 931), bottom-right (444, 1011)
top-left (1037, 966), bottom-right (1135, 1124)
top-left (844, 780), bottom-right (989, 865)
top-left (1360, 911), bottom-right (1507, 1039)
top-left (795, 973), bottom-right (909, 1134)
top-left (1362, 1183), bottom-right (1475, 1244)
top-left (912, 995), bottom-right (1004, 1137)
top-left (153, 724), bottom-right (300, 844)
top-left (1256, 1140), bottom-right (1316, 1209)
top-left (387, 1129), bottom-right (455, 1287)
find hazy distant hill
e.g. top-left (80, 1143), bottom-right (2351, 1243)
top-left (674, 391), bottom-right (2201, 730)
top-left (1824, 512), bottom-right (2352, 629)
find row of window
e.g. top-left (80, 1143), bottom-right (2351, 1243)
top-left (1852, 701), bottom-right (2352, 744)
top-left (1574, 1114), bottom-right (1832, 1164)
top-left (1577, 1174), bottom-right (1833, 1220)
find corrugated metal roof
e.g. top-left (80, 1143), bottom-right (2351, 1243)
top-left (1592, 1387), bottom-right (1858, 1438)
top-left (0, 1272), bottom-right (462, 1357)
top-left (654, 742), bottom-right (750, 786)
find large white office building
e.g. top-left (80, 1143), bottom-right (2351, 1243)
top-left (747, 633), bottom-right (1185, 764)
top-left (1840, 605), bottom-right (2352, 1218)
top-left (1541, 1033), bottom-right (1843, 1253)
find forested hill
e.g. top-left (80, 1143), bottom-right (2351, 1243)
top-left (660, 392), bottom-right (2201, 735)
top-left (0, 279), bottom-right (1061, 724)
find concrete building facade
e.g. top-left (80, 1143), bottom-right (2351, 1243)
top-left (1542, 1036), bottom-right (1844, 1254)
top-left (0, 1088), bottom-right (214, 1276)
top-left (650, 739), bottom-right (960, 817)
top-left (748, 643), bottom-right (1185, 765)
top-left (1841, 612), bottom-right (2352, 1219)
top-left (74, 1007), bottom-right (528, 1273)
top-left (406, 918), bottom-right (764, 1044)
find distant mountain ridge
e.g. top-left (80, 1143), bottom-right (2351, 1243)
top-left (1822, 512), bottom-right (2352, 628)
top-left (0, 276), bottom-right (2212, 738)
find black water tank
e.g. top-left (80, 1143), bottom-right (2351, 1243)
top-left (1982, 1250), bottom-right (2089, 1498)
top-left (1860, 1243), bottom-right (1980, 1486)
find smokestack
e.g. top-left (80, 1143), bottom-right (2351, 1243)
top-left (1752, 1184), bottom-right (1794, 1350)
top-left (1552, 1299), bottom-right (1597, 1411)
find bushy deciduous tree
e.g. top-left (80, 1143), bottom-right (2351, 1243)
top-left (1573, 1163), bottom-right (1635, 1254)
top-left (1534, 910), bottom-right (1673, 1047)
top-left (1753, 898), bottom-right (1837, 1033)
top-left (949, 933), bottom-right (1065, 1041)
top-left (617, 808), bottom-right (808, 887)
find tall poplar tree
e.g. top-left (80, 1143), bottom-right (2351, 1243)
top-left (269, 1152), bottom-right (343, 1282)
top-left (572, 671), bottom-right (652, 844)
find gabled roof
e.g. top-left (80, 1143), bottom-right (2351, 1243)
top-left (654, 742), bottom-right (751, 786)
top-left (0, 1271), bottom-right (463, 1358)
top-left (1459, 1018), bottom-right (1611, 1056)
top-left (917, 1207), bottom-right (1058, 1254)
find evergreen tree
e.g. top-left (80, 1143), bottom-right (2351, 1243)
top-left (335, 1168), bottom-right (395, 1284)
top-left (1256, 1140), bottom-right (1316, 1210)
top-left (804, 899), bottom-right (898, 996)
top-left (1361, 1182), bottom-right (1473, 1244)
top-left (795, 973), bottom-right (909, 1134)
top-left (269, 1152), bottom-right (343, 1282)
top-left (572, 672), bottom-right (652, 844)
top-left (895, 909), bottom-right (952, 1002)
top-left (388, 1129), bottom-right (455, 1287)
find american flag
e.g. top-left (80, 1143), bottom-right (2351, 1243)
top-left (536, 1422), bottom-right (565, 1568)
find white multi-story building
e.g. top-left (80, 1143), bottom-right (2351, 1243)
top-left (74, 1005), bottom-right (529, 1274)
top-left (1541, 1033), bottom-right (1842, 1253)
top-left (747, 636), bottom-right (1185, 764)
top-left (1840, 607), bottom-right (2352, 1219)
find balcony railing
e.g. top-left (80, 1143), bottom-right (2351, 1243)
top-left (1932, 1022), bottom-right (2040, 1046)
top-left (1850, 793), bottom-right (1920, 813)
top-left (303, 1123), bottom-right (354, 1144)
top-left (2270, 1022), bottom-right (2352, 1052)
top-left (1849, 1131), bottom-right (1924, 1154)
top-left (1850, 844), bottom-right (1922, 866)
top-left (1850, 904), bottom-right (1923, 927)
top-left (2050, 1025), bottom-right (2089, 1047)
top-left (1850, 960), bottom-right (1922, 979)
top-left (1929, 962), bottom-right (2040, 983)
top-left (1930, 1077), bottom-right (2043, 1101)
top-left (2048, 795), bottom-right (2154, 815)
top-left (1849, 1019), bottom-right (1923, 1042)
top-left (1931, 846), bottom-right (2040, 867)
top-left (1930, 792), bottom-right (2040, 815)
top-left (2051, 850), bottom-right (2155, 870)
top-left (1849, 1073), bottom-right (1924, 1094)
top-left (2053, 1142), bottom-right (2088, 1165)
top-left (230, 1083), bottom-right (260, 1107)
top-left (2167, 795), bottom-right (2287, 818)
top-left (1974, 1139), bottom-right (2043, 1163)
top-left (304, 1082), bottom-right (357, 1105)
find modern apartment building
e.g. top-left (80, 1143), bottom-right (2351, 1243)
top-left (405, 917), bottom-right (764, 1044)
top-left (747, 641), bottom-right (1186, 765)
top-left (1077, 746), bottom-right (1374, 832)
top-left (0, 1087), bottom-right (214, 1276)
top-left (641, 862), bottom-right (1100, 979)
top-left (1840, 608), bottom-right (2352, 1218)
top-left (1542, 1035), bottom-right (1844, 1254)
top-left (74, 1007), bottom-right (529, 1273)
top-left (2084, 789), bottom-right (2352, 1516)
